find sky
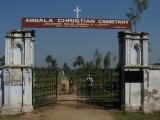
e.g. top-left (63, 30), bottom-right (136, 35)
top-left (0, 0), bottom-right (160, 68)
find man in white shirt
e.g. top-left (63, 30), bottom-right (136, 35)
top-left (86, 74), bottom-right (94, 96)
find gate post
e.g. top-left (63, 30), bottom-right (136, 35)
top-left (118, 31), bottom-right (149, 111)
top-left (2, 30), bottom-right (35, 114)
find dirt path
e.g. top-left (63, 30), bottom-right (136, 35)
top-left (14, 94), bottom-right (114, 120)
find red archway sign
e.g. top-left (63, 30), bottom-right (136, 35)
top-left (21, 17), bottom-right (131, 30)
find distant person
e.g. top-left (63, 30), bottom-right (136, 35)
top-left (69, 77), bottom-right (74, 94)
top-left (59, 83), bottom-right (66, 94)
top-left (86, 74), bottom-right (94, 96)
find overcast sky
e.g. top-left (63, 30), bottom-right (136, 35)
top-left (0, 0), bottom-right (160, 68)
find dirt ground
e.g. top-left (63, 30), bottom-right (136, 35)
top-left (35, 100), bottom-right (113, 120)
top-left (0, 77), bottom-right (114, 120)
top-left (0, 94), bottom-right (114, 120)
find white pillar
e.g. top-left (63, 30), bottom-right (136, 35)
top-left (0, 69), bottom-right (2, 107)
top-left (22, 68), bottom-right (33, 112)
top-left (118, 31), bottom-right (149, 111)
top-left (2, 30), bottom-right (35, 114)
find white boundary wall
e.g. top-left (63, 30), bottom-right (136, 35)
top-left (144, 69), bottom-right (160, 112)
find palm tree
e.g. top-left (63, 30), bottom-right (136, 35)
top-left (45, 55), bottom-right (53, 68)
top-left (51, 58), bottom-right (57, 69)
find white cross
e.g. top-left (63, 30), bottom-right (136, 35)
top-left (74, 6), bottom-right (82, 18)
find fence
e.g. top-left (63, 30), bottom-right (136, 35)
top-left (32, 68), bottom-right (57, 108)
top-left (76, 69), bottom-right (121, 109)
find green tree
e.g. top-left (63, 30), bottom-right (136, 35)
top-left (112, 53), bottom-right (117, 67)
top-left (93, 49), bottom-right (102, 70)
top-left (73, 55), bottom-right (85, 69)
top-left (45, 55), bottom-right (53, 68)
top-left (126, 0), bottom-right (149, 31)
top-left (85, 61), bottom-right (94, 71)
top-left (103, 51), bottom-right (111, 70)
top-left (50, 58), bottom-right (57, 69)
top-left (63, 62), bottom-right (71, 73)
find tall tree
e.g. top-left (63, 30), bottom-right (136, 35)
top-left (45, 55), bottom-right (53, 68)
top-left (103, 51), bottom-right (111, 70)
top-left (85, 61), bottom-right (94, 71)
top-left (93, 49), bottom-right (102, 70)
top-left (73, 55), bottom-right (85, 69)
top-left (112, 53), bottom-right (117, 67)
top-left (126, 0), bottom-right (149, 31)
top-left (51, 58), bottom-right (57, 69)
top-left (63, 62), bottom-right (71, 73)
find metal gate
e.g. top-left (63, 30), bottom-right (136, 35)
top-left (76, 69), bottom-right (121, 109)
top-left (32, 68), bottom-right (57, 108)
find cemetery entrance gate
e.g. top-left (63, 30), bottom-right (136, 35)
top-left (22, 17), bottom-right (131, 109)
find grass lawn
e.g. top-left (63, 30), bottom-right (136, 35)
top-left (112, 111), bottom-right (160, 120)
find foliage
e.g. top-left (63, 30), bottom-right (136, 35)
top-left (134, 0), bottom-right (149, 13)
top-left (63, 62), bottom-right (71, 73)
top-left (103, 51), bottom-right (111, 70)
top-left (45, 55), bottom-right (57, 69)
top-left (112, 53), bottom-right (117, 63)
top-left (93, 49), bottom-right (102, 70)
top-left (66, 49), bottom-right (118, 84)
top-left (68, 50), bottom-right (118, 77)
top-left (126, 0), bottom-right (149, 31)
top-left (84, 61), bottom-right (94, 71)
top-left (45, 55), bottom-right (53, 67)
top-left (73, 55), bottom-right (85, 69)
top-left (50, 58), bottom-right (57, 69)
